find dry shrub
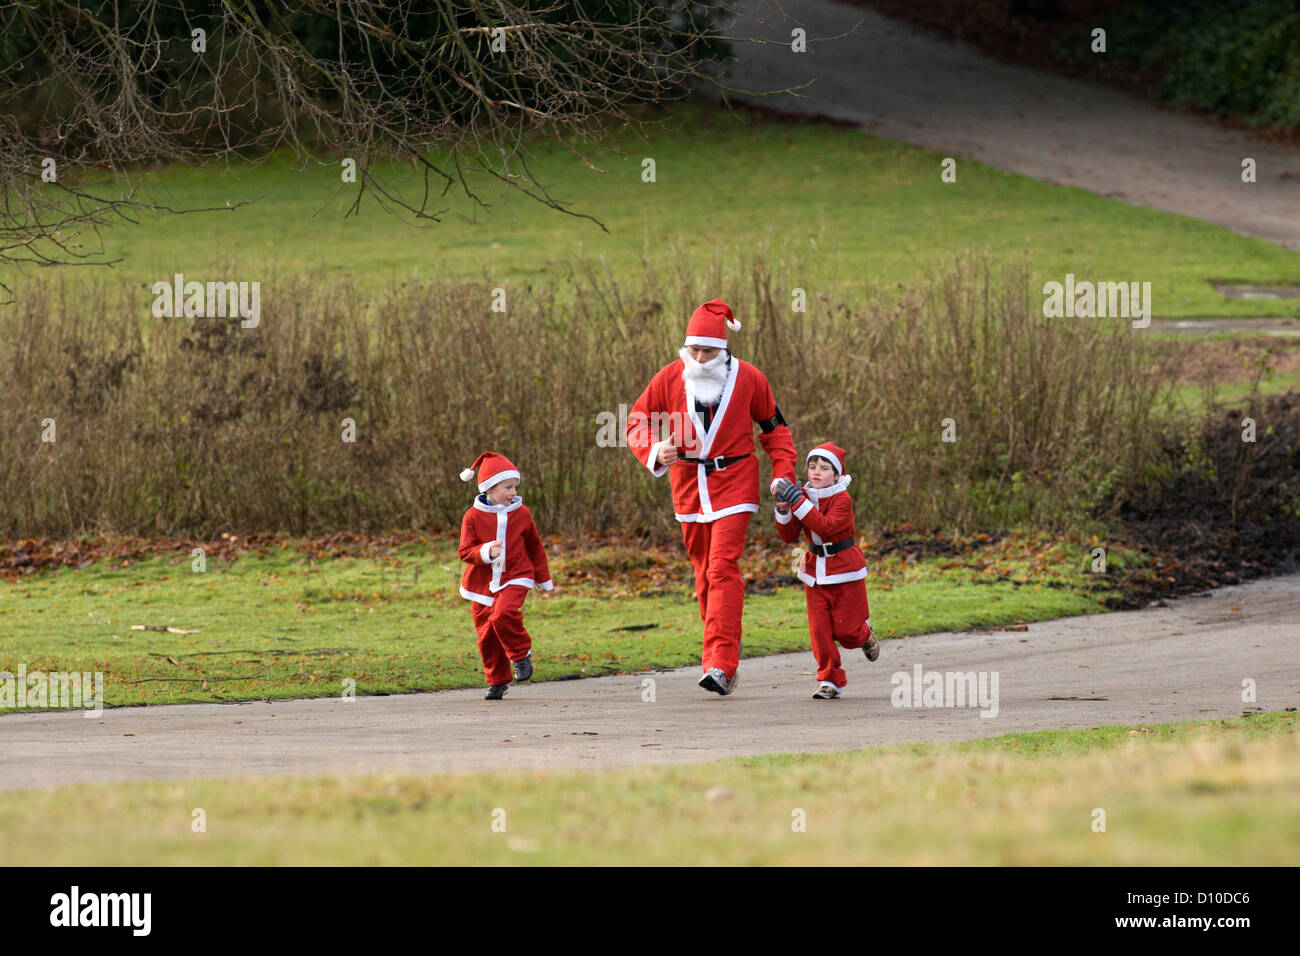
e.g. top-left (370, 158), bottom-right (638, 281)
top-left (0, 252), bottom-right (1180, 538)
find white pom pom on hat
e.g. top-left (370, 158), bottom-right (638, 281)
top-left (459, 468), bottom-right (476, 482)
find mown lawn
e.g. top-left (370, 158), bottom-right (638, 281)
top-left (14, 99), bottom-right (1300, 318)
top-left (0, 712), bottom-right (1292, 865)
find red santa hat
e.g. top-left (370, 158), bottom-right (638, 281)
top-left (459, 451), bottom-right (520, 493)
top-left (807, 441), bottom-right (850, 484)
top-left (684, 298), bottom-right (741, 349)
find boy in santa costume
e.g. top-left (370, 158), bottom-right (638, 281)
top-left (626, 298), bottom-right (797, 696)
top-left (774, 442), bottom-right (881, 699)
top-left (457, 452), bottom-right (554, 700)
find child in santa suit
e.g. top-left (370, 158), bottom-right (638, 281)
top-left (774, 442), bottom-right (880, 699)
top-left (457, 452), bottom-right (554, 700)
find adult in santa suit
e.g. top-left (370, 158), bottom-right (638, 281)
top-left (626, 298), bottom-right (797, 695)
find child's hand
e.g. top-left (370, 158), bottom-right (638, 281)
top-left (775, 502), bottom-right (790, 514)
top-left (488, 541), bottom-right (502, 559)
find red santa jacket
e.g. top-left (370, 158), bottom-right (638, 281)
top-left (626, 356), bottom-right (797, 522)
top-left (775, 478), bottom-right (868, 587)
top-left (458, 495), bottom-right (553, 606)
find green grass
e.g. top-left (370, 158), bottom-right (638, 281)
top-left (11, 99), bottom-right (1300, 318)
top-left (0, 536), bottom-right (1116, 709)
top-left (0, 712), bottom-right (1292, 865)
top-left (1167, 371), bottom-right (1300, 413)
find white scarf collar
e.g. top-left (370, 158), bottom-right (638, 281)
top-left (474, 494), bottom-right (523, 513)
top-left (803, 477), bottom-right (849, 501)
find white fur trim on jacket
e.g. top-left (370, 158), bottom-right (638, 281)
top-left (459, 586), bottom-right (494, 607)
top-left (647, 440), bottom-right (671, 478)
top-left (674, 502), bottom-right (759, 523)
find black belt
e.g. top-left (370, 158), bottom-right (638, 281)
top-left (679, 453), bottom-right (750, 474)
top-left (811, 538), bottom-right (855, 558)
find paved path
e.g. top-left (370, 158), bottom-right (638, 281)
top-left (718, 0), bottom-right (1300, 249)
top-left (3, 573), bottom-right (1296, 791)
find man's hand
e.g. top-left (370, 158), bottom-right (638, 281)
top-left (657, 445), bottom-right (679, 466)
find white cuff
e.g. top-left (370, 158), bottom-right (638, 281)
top-left (793, 497), bottom-right (815, 520)
top-left (479, 541), bottom-right (495, 563)
top-left (774, 507), bottom-right (793, 525)
top-left (769, 478), bottom-right (783, 496)
top-left (539, 579), bottom-right (554, 591)
top-left (647, 441), bottom-right (671, 478)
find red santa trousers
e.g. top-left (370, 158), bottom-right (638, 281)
top-left (680, 511), bottom-right (750, 679)
top-left (805, 578), bottom-right (873, 688)
top-left (470, 584), bottom-right (533, 686)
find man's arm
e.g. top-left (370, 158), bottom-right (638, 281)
top-left (750, 368), bottom-right (797, 494)
top-left (626, 368), bottom-right (674, 477)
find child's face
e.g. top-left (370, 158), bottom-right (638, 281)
top-left (487, 479), bottom-right (518, 504)
top-left (806, 458), bottom-right (837, 488)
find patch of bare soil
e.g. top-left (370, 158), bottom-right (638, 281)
top-left (1103, 393), bottom-right (1300, 607)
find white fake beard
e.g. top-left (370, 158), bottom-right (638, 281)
top-left (679, 347), bottom-right (729, 405)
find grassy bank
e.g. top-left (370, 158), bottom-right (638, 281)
top-left (0, 531), bottom-right (1117, 709)
top-left (0, 713), bottom-right (1291, 865)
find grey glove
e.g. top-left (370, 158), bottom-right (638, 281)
top-left (774, 478), bottom-right (804, 505)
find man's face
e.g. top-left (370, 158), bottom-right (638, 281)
top-left (685, 344), bottom-right (721, 364)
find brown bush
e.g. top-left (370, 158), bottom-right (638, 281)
top-left (0, 252), bottom-right (1180, 538)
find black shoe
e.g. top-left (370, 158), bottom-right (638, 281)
top-left (698, 667), bottom-right (737, 696)
top-left (512, 653), bottom-right (533, 682)
top-left (485, 683), bottom-right (508, 700)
